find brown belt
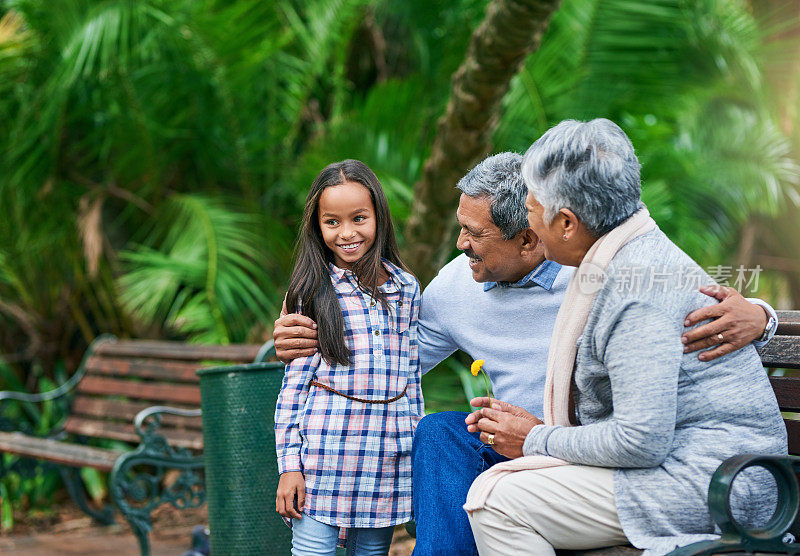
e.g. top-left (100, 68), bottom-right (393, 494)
top-left (310, 380), bottom-right (407, 404)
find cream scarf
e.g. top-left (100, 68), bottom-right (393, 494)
top-left (463, 207), bottom-right (657, 512)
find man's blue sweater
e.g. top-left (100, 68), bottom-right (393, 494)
top-left (418, 254), bottom-right (571, 416)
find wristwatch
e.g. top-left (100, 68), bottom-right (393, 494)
top-left (759, 314), bottom-right (778, 343)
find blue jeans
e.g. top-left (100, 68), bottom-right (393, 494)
top-left (291, 513), bottom-right (394, 556)
top-left (411, 411), bottom-right (509, 556)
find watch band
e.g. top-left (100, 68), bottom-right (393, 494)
top-left (759, 315), bottom-right (777, 343)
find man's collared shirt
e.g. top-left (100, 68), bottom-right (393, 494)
top-left (482, 259), bottom-right (562, 292)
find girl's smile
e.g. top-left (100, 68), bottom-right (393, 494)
top-left (318, 181), bottom-right (377, 269)
top-left (337, 241), bottom-right (364, 252)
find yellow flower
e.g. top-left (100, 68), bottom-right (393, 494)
top-left (470, 358), bottom-right (493, 409)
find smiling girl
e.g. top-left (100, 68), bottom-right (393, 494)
top-left (275, 159), bottom-right (422, 555)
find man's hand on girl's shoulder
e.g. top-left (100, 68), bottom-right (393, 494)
top-left (273, 313), bottom-right (320, 363)
top-left (276, 471), bottom-right (306, 519)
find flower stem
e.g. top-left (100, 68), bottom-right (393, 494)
top-left (481, 371), bottom-right (493, 409)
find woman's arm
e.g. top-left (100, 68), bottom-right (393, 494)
top-left (274, 353), bottom-right (320, 473)
top-left (524, 300), bottom-right (682, 468)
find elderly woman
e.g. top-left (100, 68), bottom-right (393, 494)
top-left (465, 119), bottom-right (786, 555)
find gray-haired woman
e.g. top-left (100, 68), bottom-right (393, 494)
top-left (465, 119), bottom-right (786, 555)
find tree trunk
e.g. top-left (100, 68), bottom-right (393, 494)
top-left (403, 0), bottom-right (562, 285)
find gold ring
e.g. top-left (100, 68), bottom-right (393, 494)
top-left (487, 433), bottom-right (495, 445)
top-left (717, 333), bottom-right (724, 343)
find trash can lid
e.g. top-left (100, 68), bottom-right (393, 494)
top-left (196, 361), bottom-right (283, 377)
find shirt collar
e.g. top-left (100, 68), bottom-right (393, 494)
top-left (381, 259), bottom-right (414, 286)
top-left (482, 259), bottom-right (561, 292)
top-left (328, 259), bottom-right (412, 295)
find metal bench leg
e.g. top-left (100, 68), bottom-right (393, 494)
top-left (109, 458), bottom-right (155, 556)
top-left (119, 508), bottom-right (152, 556)
top-left (110, 439), bottom-right (204, 556)
top-left (59, 467), bottom-right (115, 525)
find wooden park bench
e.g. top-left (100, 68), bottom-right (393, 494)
top-left (561, 309), bottom-right (800, 556)
top-left (0, 334), bottom-right (275, 556)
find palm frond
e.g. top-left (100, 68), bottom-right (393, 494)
top-left (118, 195), bottom-right (279, 343)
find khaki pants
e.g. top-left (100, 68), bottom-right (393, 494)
top-left (467, 465), bottom-right (629, 555)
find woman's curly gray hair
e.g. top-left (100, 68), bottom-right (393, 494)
top-left (522, 119), bottom-right (643, 237)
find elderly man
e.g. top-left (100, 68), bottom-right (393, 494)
top-left (273, 153), bottom-right (778, 556)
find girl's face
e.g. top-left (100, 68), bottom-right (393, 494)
top-left (318, 181), bottom-right (377, 270)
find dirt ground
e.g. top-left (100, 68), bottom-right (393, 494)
top-left (0, 501), bottom-right (415, 555)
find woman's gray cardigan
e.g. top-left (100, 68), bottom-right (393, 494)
top-left (523, 228), bottom-right (786, 555)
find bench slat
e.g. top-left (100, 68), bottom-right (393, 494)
top-left (770, 377), bottom-right (800, 412)
top-left (63, 417), bottom-right (203, 450)
top-left (76, 376), bottom-right (201, 405)
top-left (785, 418), bottom-right (800, 456)
top-left (776, 311), bottom-right (800, 336)
top-left (85, 356), bottom-right (204, 383)
top-left (0, 432), bottom-right (122, 472)
top-left (557, 546), bottom-right (642, 555)
top-left (760, 336), bottom-right (800, 369)
top-left (71, 397), bottom-right (203, 430)
top-left (93, 340), bottom-right (262, 362)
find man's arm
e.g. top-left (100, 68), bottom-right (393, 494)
top-left (417, 283), bottom-right (460, 374)
top-left (273, 276), bottom-right (463, 371)
top-left (746, 297), bottom-right (779, 349)
top-left (681, 285), bottom-right (775, 361)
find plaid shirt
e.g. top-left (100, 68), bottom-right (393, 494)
top-left (275, 260), bottom-right (423, 530)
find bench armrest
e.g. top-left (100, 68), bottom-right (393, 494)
top-left (0, 369), bottom-right (88, 433)
top-left (0, 377), bottom-right (85, 437)
top-left (0, 334), bottom-right (116, 407)
top-left (666, 454), bottom-right (800, 555)
top-left (0, 373), bottom-right (83, 405)
top-left (134, 405), bottom-right (202, 439)
top-left (707, 454), bottom-right (799, 551)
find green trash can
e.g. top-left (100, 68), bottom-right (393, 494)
top-left (198, 361), bottom-right (292, 555)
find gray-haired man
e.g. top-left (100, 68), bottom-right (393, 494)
top-left (273, 153), bottom-right (777, 556)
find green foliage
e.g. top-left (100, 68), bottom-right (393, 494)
top-left (79, 467), bottom-right (105, 504)
top-left (0, 368), bottom-right (71, 529)
top-left (0, 460), bottom-right (63, 530)
top-left (1, 482), bottom-right (13, 531)
top-left (421, 357), bottom-right (471, 414)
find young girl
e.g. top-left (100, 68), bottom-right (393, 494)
top-left (275, 159), bottom-right (423, 555)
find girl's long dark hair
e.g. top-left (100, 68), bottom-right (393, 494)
top-left (286, 159), bottom-right (409, 366)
